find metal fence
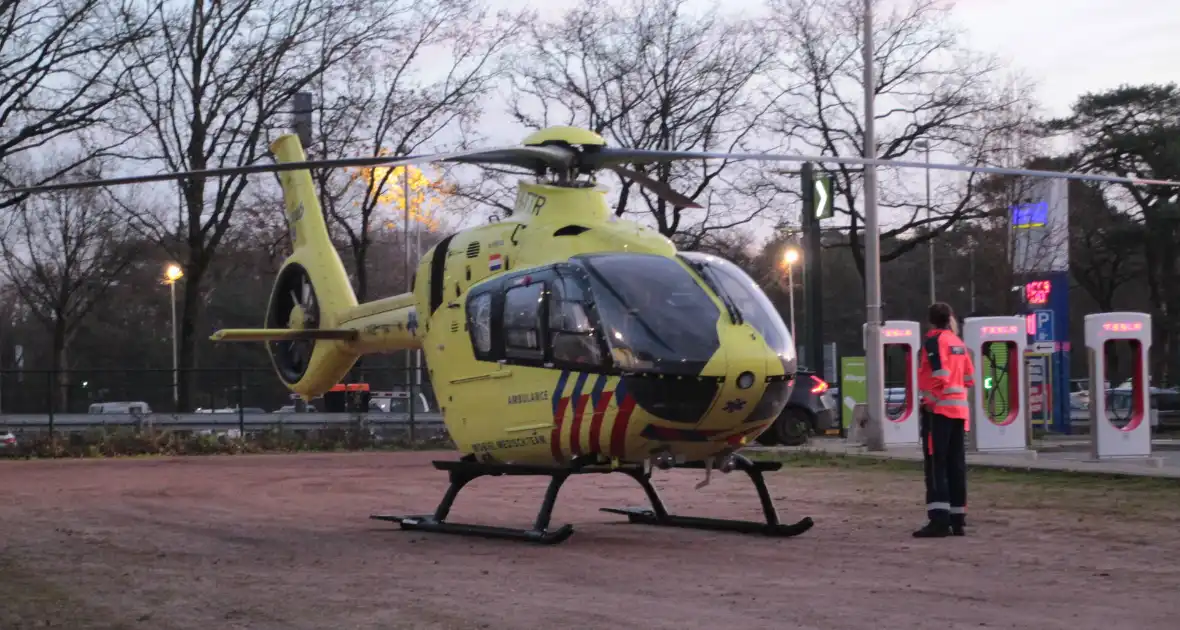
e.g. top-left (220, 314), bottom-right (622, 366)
top-left (0, 366), bottom-right (436, 415)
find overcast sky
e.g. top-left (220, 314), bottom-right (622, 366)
top-left (949, 0), bottom-right (1179, 117)
top-left (488, 0), bottom-right (1178, 127)
top-left (100, 0), bottom-right (1180, 245)
top-left (464, 0), bottom-right (1179, 232)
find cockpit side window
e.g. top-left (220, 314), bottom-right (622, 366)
top-left (467, 291), bottom-right (494, 358)
top-left (502, 281), bottom-right (545, 360)
top-left (548, 273), bottom-right (605, 368)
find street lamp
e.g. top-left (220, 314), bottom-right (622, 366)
top-left (915, 139), bottom-right (934, 302)
top-left (164, 264), bottom-right (183, 410)
top-left (782, 248), bottom-right (800, 340)
top-left (861, 0), bottom-right (886, 450)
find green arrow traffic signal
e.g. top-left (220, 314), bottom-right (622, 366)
top-left (814, 174), bottom-right (833, 219)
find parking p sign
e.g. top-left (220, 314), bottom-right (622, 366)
top-left (1034, 309), bottom-right (1054, 342)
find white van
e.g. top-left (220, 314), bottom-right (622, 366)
top-left (369, 391), bottom-right (432, 414)
top-left (88, 401), bottom-right (152, 415)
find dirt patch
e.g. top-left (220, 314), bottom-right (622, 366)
top-left (2, 451), bottom-right (1179, 630)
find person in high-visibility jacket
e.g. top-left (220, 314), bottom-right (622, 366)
top-left (914, 302), bottom-right (975, 538)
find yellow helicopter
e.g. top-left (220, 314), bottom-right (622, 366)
top-left (209, 125), bottom-right (812, 544)
top-left (9, 124), bottom-right (1180, 544)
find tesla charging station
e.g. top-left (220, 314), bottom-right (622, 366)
top-left (1085, 312), bottom-right (1153, 460)
top-left (863, 320), bottom-right (920, 446)
top-left (962, 316), bottom-right (1030, 453)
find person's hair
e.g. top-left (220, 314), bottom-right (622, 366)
top-left (928, 302), bottom-right (955, 330)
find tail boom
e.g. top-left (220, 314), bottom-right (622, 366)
top-left (209, 292), bottom-right (422, 398)
top-left (336, 293), bottom-right (422, 354)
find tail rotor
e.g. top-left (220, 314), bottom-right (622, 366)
top-left (266, 262), bottom-right (326, 384)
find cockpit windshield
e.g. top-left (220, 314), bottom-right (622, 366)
top-left (678, 252), bottom-right (796, 373)
top-left (573, 253), bottom-right (720, 376)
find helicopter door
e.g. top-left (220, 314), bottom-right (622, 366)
top-left (547, 270), bottom-right (607, 369)
top-left (502, 279), bottom-right (546, 363)
top-left (478, 267), bottom-right (608, 371)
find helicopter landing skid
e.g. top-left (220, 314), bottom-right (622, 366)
top-left (600, 456), bottom-right (815, 537)
top-left (370, 460), bottom-right (577, 544)
top-left (370, 455), bottom-right (813, 544)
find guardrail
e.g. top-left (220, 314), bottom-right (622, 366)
top-left (0, 412), bottom-right (446, 432)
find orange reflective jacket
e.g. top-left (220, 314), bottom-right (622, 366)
top-left (918, 328), bottom-right (975, 428)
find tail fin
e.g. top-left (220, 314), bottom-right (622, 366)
top-left (211, 134), bottom-right (363, 397)
top-left (271, 134), bottom-right (358, 316)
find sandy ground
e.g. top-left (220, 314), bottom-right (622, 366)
top-left (1, 451), bottom-right (1179, 630)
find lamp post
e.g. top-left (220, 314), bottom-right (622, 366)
top-left (164, 264), bottom-right (183, 410)
top-left (782, 248), bottom-right (800, 341)
top-left (861, 0), bottom-right (886, 449)
top-left (403, 166), bottom-right (412, 391)
top-left (915, 138), bottom-right (934, 302)
top-left (968, 236), bottom-right (977, 313)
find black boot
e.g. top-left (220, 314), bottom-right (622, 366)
top-left (950, 513), bottom-right (966, 536)
top-left (912, 520), bottom-right (951, 538)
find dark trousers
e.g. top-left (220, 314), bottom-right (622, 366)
top-left (919, 408), bottom-right (967, 525)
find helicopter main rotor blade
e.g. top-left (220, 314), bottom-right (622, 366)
top-left (0, 145), bottom-right (577, 196)
top-left (210, 328), bottom-right (358, 342)
top-left (587, 148), bottom-right (1180, 189)
top-left (607, 165), bottom-right (702, 209)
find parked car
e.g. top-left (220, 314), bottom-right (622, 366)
top-left (885, 387), bottom-right (907, 417)
top-left (1070, 386), bottom-right (1180, 430)
top-left (756, 367), bottom-right (837, 446)
top-left (274, 404), bottom-right (318, 413)
top-left (88, 401), bottom-right (151, 414)
top-left (0, 429), bottom-right (26, 459)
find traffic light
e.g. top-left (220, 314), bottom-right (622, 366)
top-left (292, 92), bottom-right (312, 148)
top-left (799, 163), bottom-right (829, 370)
top-left (984, 376), bottom-right (994, 390)
top-left (813, 173), bottom-right (833, 219)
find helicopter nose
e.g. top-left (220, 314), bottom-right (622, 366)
top-left (717, 333), bottom-right (794, 430)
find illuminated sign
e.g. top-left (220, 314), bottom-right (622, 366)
top-left (882, 328), bottom-right (913, 338)
top-left (981, 325), bottom-right (1019, 336)
top-left (1025, 280), bottom-right (1051, 305)
top-left (1026, 314), bottom-right (1036, 336)
top-left (1011, 201), bottom-right (1048, 228)
top-left (1102, 321), bottom-right (1143, 333)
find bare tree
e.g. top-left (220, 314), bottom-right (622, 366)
top-left (497, 0), bottom-right (778, 243)
top-left (0, 0), bottom-right (152, 208)
top-left (303, 0), bottom-right (523, 301)
top-left (1068, 182), bottom-right (1143, 312)
top-left (1044, 83), bottom-right (1180, 383)
top-left (0, 162), bottom-right (140, 407)
top-left (108, 0), bottom-right (400, 409)
top-left (759, 0), bottom-right (1039, 277)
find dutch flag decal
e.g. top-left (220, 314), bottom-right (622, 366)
top-left (488, 253), bottom-right (503, 271)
